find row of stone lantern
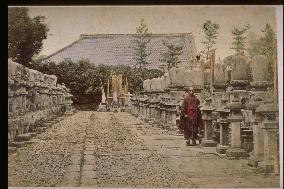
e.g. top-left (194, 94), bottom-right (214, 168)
top-left (8, 59), bottom-right (74, 145)
top-left (201, 91), bottom-right (279, 174)
top-left (130, 53), bottom-right (279, 174)
top-left (130, 92), bottom-right (178, 129)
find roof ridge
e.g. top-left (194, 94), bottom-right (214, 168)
top-left (80, 33), bottom-right (192, 38)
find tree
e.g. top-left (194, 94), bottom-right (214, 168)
top-left (8, 7), bottom-right (49, 67)
top-left (230, 24), bottom-right (250, 56)
top-left (247, 24), bottom-right (277, 83)
top-left (133, 19), bottom-right (152, 70)
top-left (259, 24), bottom-right (277, 84)
top-left (247, 32), bottom-right (262, 57)
top-left (160, 40), bottom-right (183, 71)
top-left (201, 20), bottom-right (220, 62)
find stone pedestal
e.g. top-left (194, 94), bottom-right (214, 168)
top-left (216, 119), bottom-right (230, 154)
top-left (201, 98), bottom-right (217, 147)
top-left (149, 106), bottom-right (155, 118)
top-left (254, 101), bottom-right (279, 173)
top-left (248, 122), bottom-right (264, 167)
top-left (154, 106), bottom-right (160, 123)
top-left (258, 121), bottom-right (279, 173)
top-left (170, 109), bottom-right (177, 126)
top-left (160, 108), bottom-right (166, 125)
top-left (226, 97), bottom-right (247, 159)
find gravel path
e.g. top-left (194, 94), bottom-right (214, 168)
top-left (79, 112), bottom-right (193, 187)
top-left (8, 112), bottom-right (92, 187)
top-left (8, 111), bottom-right (279, 188)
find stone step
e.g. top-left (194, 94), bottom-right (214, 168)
top-left (29, 132), bottom-right (37, 137)
top-left (242, 135), bottom-right (253, 138)
top-left (15, 133), bottom-right (32, 142)
top-left (10, 141), bottom-right (27, 148)
top-left (8, 147), bottom-right (17, 153)
top-left (242, 129), bottom-right (253, 134)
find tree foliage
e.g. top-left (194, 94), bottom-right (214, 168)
top-left (133, 19), bottom-right (152, 70)
top-left (201, 20), bottom-right (220, 61)
top-left (247, 24), bottom-right (277, 82)
top-left (230, 24), bottom-right (250, 55)
top-left (8, 7), bottom-right (49, 67)
top-left (159, 41), bottom-right (183, 71)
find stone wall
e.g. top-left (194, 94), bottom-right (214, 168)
top-left (8, 59), bottom-right (74, 145)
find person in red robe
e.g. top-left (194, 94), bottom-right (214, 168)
top-left (181, 87), bottom-right (202, 146)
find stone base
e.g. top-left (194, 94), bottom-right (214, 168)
top-left (226, 147), bottom-right (248, 159)
top-left (29, 132), bottom-right (37, 137)
top-left (97, 104), bottom-right (107, 112)
top-left (258, 160), bottom-right (275, 173)
top-left (65, 111), bottom-right (74, 115)
top-left (8, 146), bottom-right (17, 153)
top-left (15, 133), bottom-right (32, 142)
top-left (216, 144), bottom-right (229, 154)
top-left (201, 140), bottom-right (218, 147)
top-left (10, 141), bottom-right (27, 148)
top-left (247, 157), bottom-right (259, 167)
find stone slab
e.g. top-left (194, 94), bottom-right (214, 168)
top-left (216, 145), bottom-right (229, 154)
top-left (226, 148), bottom-right (248, 159)
top-left (201, 140), bottom-right (218, 147)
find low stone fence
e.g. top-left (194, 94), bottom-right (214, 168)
top-left (8, 59), bottom-right (74, 146)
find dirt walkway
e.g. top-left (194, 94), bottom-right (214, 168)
top-left (8, 111), bottom-right (279, 188)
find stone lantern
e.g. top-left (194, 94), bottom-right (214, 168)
top-left (225, 97), bottom-right (247, 159)
top-left (200, 98), bottom-right (217, 147)
top-left (255, 100), bottom-right (279, 174)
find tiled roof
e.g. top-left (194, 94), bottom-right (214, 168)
top-left (43, 33), bottom-right (197, 69)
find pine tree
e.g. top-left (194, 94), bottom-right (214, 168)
top-left (160, 40), bottom-right (183, 71)
top-left (201, 20), bottom-right (220, 62)
top-left (259, 24), bottom-right (277, 83)
top-left (133, 19), bottom-right (152, 70)
top-left (230, 24), bottom-right (250, 56)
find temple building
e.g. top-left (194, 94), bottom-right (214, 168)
top-left (43, 33), bottom-right (197, 69)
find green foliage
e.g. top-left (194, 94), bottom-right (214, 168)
top-left (247, 32), bottom-right (262, 57)
top-left (8, 7), bottom-right (49, 67)
top-left (201, 20), bottom-right (220, 60)
top-left (133, 19), bottom-right (152, 70)
top-left (230, 24), bottom-right (250, 55)
top-left (160, 40), bottom-right (183, 71)
top-left (34, 59), bottom-right (163, 104)
top-left (247, 24), bottom-right (276, 82)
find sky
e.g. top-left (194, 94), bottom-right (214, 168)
top-left (25, 6), bottom-right (277, 60)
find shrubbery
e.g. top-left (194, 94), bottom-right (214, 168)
top-left (31, 59), bottom-right (164, 108)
